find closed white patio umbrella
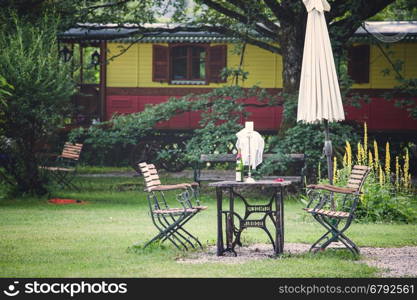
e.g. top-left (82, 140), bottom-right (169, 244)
top-left (297, 0), bottom-right (345, 187)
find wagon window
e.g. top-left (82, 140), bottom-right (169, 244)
top-left (172, 45), bottom-right (206, 82)
top-left (347, 45), bottom-right (370, 84)
top-left (152, 44), bottom-right (226, 84)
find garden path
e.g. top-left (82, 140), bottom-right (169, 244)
top-left (178, 243), bottom-right (417, 277)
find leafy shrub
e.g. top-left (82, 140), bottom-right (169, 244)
top-left (0, 13), bottom-right (75, 195)
top-left (328, 123), bottom-right (416, 223)
top-left (70, 86), bottom-right (279, 167)
top-left (259, 122), bottom-right (360, 181)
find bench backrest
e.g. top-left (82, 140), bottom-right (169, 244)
top-left (199, 153), bottom-right (305, 163)
top-left (195, 153), bottom-right (306, 185)
top-left (138, 162), bottom-right (161, 192)
top-left (60, 142), bottom-right (83, 161)
top-left (347, 165), bottom-right (371, 192)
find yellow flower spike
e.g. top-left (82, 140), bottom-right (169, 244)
top-left (333, 156), bottom-right (338, 183)
top-left (395, 156), bottom-right (400, 190)
top-left (357, 142), bottom-right (363, 165)
top-left (368, 151), bottom-right (373, 171)
top-left (403, 148), bottom-right (410, 189)
top-left (409, 174), bottom-right (412, 190)
top-left (385, 142), bottom-right (391, 183)
top-left (346, 141), bottom-right (352, 170)
top-left (363, 122), bottom-right (368, 164)
top-left (379, 165), bottom-right (384, 187)
top-left (373, 140), bottom-right (379, 171)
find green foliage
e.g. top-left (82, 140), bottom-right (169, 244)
top-left (335, 166), bottom-right (417, 223)
top-left (260, 122), bottom-right (360, 180)
top-left (389, 78), bottom-right (417, 120)
top-left (0, 75), bottom-right (13, 136)
top-left (0, 75), bottom-right (13, 105)
top-left (71, 86), bottom-right (278, 165)
top-left (372, 0), bottom-right (417, 20)
top-left (359, 173), bottom-right (417, 223)
top-left (0, 13), bottom-right (76, 195)
top-left (329, 126), bottom-right (417, 223)
top-left (70, 94), bottom-right (207, 147)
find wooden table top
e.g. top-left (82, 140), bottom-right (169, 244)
top-left (208, 180), bottom-right (292, 188)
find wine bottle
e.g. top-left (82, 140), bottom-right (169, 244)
top-left (235, 150), bottom-right (244, 182)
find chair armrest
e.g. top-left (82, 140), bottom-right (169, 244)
top-left (148, 184), bottom-right (191, 191)
top-left (307, 184), bottom-right (357, 194)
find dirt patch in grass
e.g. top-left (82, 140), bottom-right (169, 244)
top-left (360, 246), bottom-right (417, 277)
top-left (178, 243), bottom-right (417, 277)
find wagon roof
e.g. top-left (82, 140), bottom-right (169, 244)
top-left (59, 21), bottom-right (417, 43)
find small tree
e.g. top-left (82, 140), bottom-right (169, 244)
top-left (0, 13), bottom-right (76, 195)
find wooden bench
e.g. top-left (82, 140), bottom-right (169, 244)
top-left (194, 153), bottom-right (306, 186)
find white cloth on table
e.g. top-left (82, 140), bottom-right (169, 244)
top-left (235, 128), bottom-right (264, 169)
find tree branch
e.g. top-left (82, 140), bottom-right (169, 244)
top-left (86, 0), bottom-right (133, 11)
top-left (227, 0), bottom-right (280, 34)
top-left (327, 0), bottom-right (353, 21)
top-left (329, 0), bottom-right (395, 45)
top-left (263, 0), bottom-right (292, 22)
top-left (200, 0), bottom-right (277, 40)
top-left (201, 25), bottom-right (282, 54)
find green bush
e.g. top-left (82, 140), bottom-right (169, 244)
top-left (334, 165), bottom-right (417, 223)
top-left (259, 122), bottom-right (360, 181)
top-left (70, 86), bottom-right (278, 167)
top-left (0, 13), bottom-right (75, 195)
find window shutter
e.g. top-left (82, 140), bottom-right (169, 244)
top-left (208, 45), bottom-right (227, 83)
top-left (153, 45), bottom-right (169, 82)
top-left (347, 45), bottom-right (370, 84)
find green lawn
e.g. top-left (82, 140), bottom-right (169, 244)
top-left (0, 176), bottom-right (416, 277)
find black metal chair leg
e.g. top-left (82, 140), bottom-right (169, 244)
top-left (146, 213), bottom-right (187, 250)
top-left (177, 226), bottom-right (203, 249)
top-left (311, 214), bottom-right (360, 255)
top-left (164, 212), bottom-right (200, 249)
top-left (157, 214), bottom-right (189, 250)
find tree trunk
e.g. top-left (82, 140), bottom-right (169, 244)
top-left (7, 140), bottom-right (47, 196)
top-left (278, 17), bottom-right (306, 133)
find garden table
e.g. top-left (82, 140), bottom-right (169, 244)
top-left (208, 180), bottom-right (291, 257)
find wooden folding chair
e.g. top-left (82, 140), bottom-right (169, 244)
top-left (138, 162), bottom-right (207, 250)
top-left (40, 142), bottom-right (83, 190)
top-left (303, 165), bottom-right (371, 255)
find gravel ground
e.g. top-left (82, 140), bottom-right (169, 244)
top-left (177, 243), bottom-right (417, 277)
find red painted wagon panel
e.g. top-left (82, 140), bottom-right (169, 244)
top-left (344, 101), bottom-right (371, 126)
top-left (368, 97), bottom-right (417, 131)
top-left (106, 95), bottom-right (138, 119)
top-left (107, 94), bottom-right (417, 132)
top-left (137, 95), bottom-right (194, 129)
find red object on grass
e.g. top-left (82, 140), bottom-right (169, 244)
top-left (274, 178), bottom-right (284, 182)
top-left (48, 198), bottom-right (84, 204)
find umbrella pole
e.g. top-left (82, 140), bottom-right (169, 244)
top-left (323, 120), bottom-right (335, 210)
top-left (323, 120), bottom-right (333, 185)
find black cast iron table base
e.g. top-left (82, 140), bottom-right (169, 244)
top-left (210, 180), bottom-right (290, 257)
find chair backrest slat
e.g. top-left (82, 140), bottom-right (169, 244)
top-left (60, 143), bottom-right (83, 160)
top-left (347, 165), bottom-right (371, 192)
top-left (139, 162), bottom-right (161, 191)
top-left (348, 178), bottom-right (362, 185)
top-left (347, 183), bottom-right (360, 189)
top-left (349, 174), bottom-right (364, 180)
